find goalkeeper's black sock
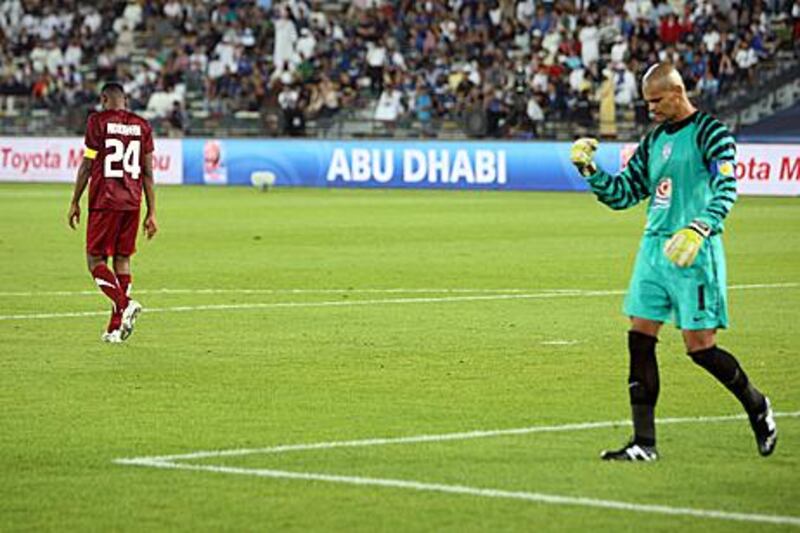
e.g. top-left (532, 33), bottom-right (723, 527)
top-left (628, 331), bottom-right (660, 447)
top-left (688, 346), bottom-right (766, 416)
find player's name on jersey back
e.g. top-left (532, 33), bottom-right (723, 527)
top-left (106, 123), bottom-right (142, 136)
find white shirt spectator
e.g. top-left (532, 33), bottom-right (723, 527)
top-left (45, 43), bottom-right (65, 74)
top-left (0, 0), bottom-right (23, 35)
top-left (123, 1), bottom-right (143, 28)
top-left (516, 0), bottom-right (534, 25)
top-left (240, 27), bottom-right (256, 48)
top-left (489, 5), bottom-right (502, 26)
top-left (296, 28), bottom-right (317, 61)
top-left (164, 1), bottom-right (182, 20)
top-left (611, 38), bottom-right (628, 64)
top-left (96, 48), bottom-right (114, 72)
top-left (614, 67), bottom-right (638, 106)
top-left (30, 44), bottom-right (48, 73)
top-left (147, 89), bottom-right (181, 118)
top-left (114, 25), bottom-right (135, 60)
top-left (542, 31), bottom-right (561, 58)
top-left (702, 29), bottom-right (720, 52)
top-left (82, 9), bottom-right (102, 34)
top-left (214, 37), bottom-right (237, 72)
top-left (466, 63), bottom-right (481, 86)
top-left (568, 67), bottom-right (586, 93)
top-left (207, 57), bottom-right (226, 79)
top-left (309, 10), bottom-right (328, 31)
top-left (366, 42), bottom-right (387, 68)
top-left (375, 88), bottom-right (404, 122)
top-left (735, 46), bottom-right (757, 70)
top-left (58, 13), bottom-right (74, 36)
top-left (273, 12), bottom-right (298, 70)
top-left (40, 13), bottom-right (59, 41)
top-left (527, 97), bottom-right (544, 122)
top-left (278, 86), bottom-right (300, 109)
top-left (578, 24), bottom-right (600, 66)
top-left (189, 50), bottom-right (208, 72)
top-left (390, 49), bottom-right (406, 70)
top-left (440, 19), bottom-right (457, 42)
top-left (514, 30), bottom-right (530, 53)
top-left (331, 23), bottom-right (345, 41)
top-left (21, 13), bottom-right (39, 37)
top-left (623, 0), bottom-right (639, 20)
top-left (531, 70), bottom-right (549, 93)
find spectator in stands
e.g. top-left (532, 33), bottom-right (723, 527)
top-left (526, 92), bottom-right (544, 138)
top-left (614, 62), bottom-right (638, 107)
top-left (696, 68), bottom-right (720, 111)
top-left (278, 79), bottom-right (304, 136)
top-left (413, 82), bottom-right (434, 137)
top-left (168, 100), bottom-right (187, 136)
top-left (598, 68), bottom-right (617, 139)
top-left (0, 0), bottom-right (791, 139)
top-left (734, 38), bottom-right (758, 84)
top-left (375, 83), bottom-right (405, 129)
top-left (366, 39), bottom-right (387, 96)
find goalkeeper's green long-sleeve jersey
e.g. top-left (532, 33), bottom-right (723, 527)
top-left (586, 111), bottom-right (738, 236)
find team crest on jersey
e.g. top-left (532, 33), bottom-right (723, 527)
top-left (661, 142), bottom-right (673, 160)
top-left (653, 177), bottom-right (672, 208)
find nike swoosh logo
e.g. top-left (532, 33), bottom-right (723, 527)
top-left (94, 278), bottom-right (118, 289)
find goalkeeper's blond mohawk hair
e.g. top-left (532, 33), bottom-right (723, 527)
top-left (642, 62), bottom-right (686, 92)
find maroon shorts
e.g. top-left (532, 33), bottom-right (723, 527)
top-left (86, 209), bottom-right (140, 257)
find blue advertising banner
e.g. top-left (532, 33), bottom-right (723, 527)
top-left (183, 139), bottom-right (626, 191)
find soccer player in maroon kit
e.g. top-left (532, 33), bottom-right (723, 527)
top-left (67, 82), bottom-right (157, 343)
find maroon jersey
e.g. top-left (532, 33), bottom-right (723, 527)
top-left (84, 109), bottom-right (154, 211)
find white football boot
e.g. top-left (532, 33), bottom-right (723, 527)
top-left (120, 300), bottom-right (142, 340)
top-left (101, 329), bottom-right (124, 343)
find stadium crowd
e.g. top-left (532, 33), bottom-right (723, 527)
top-left (0, 0), bottom-right (798, 138)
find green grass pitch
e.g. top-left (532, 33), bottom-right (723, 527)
top-left (0, 183), bottom-right (798, 532)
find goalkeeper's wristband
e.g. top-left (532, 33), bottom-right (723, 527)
top-left (577, 162), bottom-right (597, 177)
top-left (687, 220), bottom-right (711, 238)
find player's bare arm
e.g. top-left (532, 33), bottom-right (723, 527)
top-left (142, 152), bottom-right (157, 239)
top-left (68, 158), bottom-right (93, 229)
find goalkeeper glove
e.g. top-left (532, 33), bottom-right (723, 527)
top-left (664, 221), bottom-right (711, 267)
top-left (570, 137), bottom-right (599, 177)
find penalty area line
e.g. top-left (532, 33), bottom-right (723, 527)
top-left (117, 461), bottom-right (800, 527)
top-left (115, 412), bottom-right (800, 528)
top-left (118, 411), bottom-right (800, 463)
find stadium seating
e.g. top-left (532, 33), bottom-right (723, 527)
top-left (0, 0), bottom-right (798, 140)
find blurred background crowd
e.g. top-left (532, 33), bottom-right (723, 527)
top-left (0, 0), bottom-right (798, 139)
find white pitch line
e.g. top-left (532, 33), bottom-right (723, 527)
top-left (115, 412), bottom-right (800, 528)
top-left (115, 461), bottom-right (800, 527)
top-left (0, 282), bottom-right (796, 298)
top-left (2, 283), bottom-right (798, 322)
top-left (0, 287), bottom-right (546, 297)
top-left (0, 291), bottom-right (616, 321)
top-left (117, 411), bottom-right (800, 463)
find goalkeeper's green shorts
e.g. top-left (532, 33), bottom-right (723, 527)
top-left (623, 235), bottom-right (729, 330)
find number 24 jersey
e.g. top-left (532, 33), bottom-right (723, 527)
top-left (84, 109), bottom-right (154, 211)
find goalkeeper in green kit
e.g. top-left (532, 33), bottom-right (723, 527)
top-left (570, 62), bottom-right (777, 461)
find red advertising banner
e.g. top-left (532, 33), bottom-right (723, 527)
top-left (0, 137), bottom-right (182, 184)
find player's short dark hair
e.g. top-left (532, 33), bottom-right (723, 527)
top-left (101, 82), bottom-right (125, 96)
